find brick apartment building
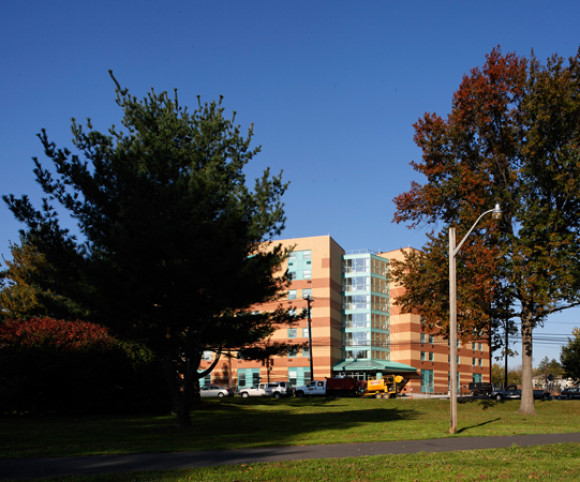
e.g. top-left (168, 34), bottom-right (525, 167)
top-left (200, 235), bottom-right (490, 394)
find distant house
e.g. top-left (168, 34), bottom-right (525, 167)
top-left (533, 375), bottom-right (576, 392)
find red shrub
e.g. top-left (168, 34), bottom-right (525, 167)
top-left (0, 317), bottom-right (169, 414)
top-left (0, 318), bottom-right (115, 350)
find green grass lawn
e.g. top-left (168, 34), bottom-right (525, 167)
top-left (2, 398), bottom-right (579, 459)
top-left (60, 443), bottom-right (580, 481)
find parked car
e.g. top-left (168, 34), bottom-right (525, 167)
top-left (265, 381), bottom-right (293, 398)
top-left (490, 385), bottom-right (550, 401)
top-left (559, 387), bottom-right (580, 400)
top-left (200, 385), bottom-right (234, 398)
top-left (238, 383), bottom-right (269, 398)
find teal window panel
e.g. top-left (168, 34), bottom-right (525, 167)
top-left (288, 250), bottom-right (312, 280)
top-left (238, 368), bottom-right (260, 388)
top-left (289, 367), bottom-right (311, 386)
top-left (421, 369), bottom-right (434, 393)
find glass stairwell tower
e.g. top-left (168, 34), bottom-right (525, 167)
top-left (341, 252), bottom-right (390, 377)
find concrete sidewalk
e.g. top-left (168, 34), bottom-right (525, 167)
top-left (1, 433), bottom-right (579, 480)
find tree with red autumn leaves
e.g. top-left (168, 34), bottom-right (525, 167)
top-left (392, 46), bottom-right (580, 415)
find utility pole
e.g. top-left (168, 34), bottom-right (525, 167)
top-left (305, 296), bottom-right (314, 382)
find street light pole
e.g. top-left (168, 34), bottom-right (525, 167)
top-left (449, 226), bottom-right (458, 434)
top-left (449, 204), bottom-right (502, 435)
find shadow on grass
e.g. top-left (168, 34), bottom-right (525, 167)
top-left (183, 397), bottom-right (420, 449)
top-left (456, 418), bottom-right (501, 434)
top-left (458, 398), bottom-right (497, 410)
top-left (1, 397), bottom-right (420, 457)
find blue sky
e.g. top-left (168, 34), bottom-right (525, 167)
top-left (1, 1), bottom-right (578, 367)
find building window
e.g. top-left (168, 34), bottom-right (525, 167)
top-left (344, 294), bottom-right (370, 310)
top-left (420, 333), bottom-right (426, 343)
top-left (478, 358), bottom-right (482, 366)
top-left (288, 369), bottom-right (297, 386)
top-left (288, 328), bottom-right (297, 339)
top-left (428, 352), bottom-right (434, 362)
top-left (288, 290), bottom-right (297, 300)
top-left (472, 342), bottom-right (476, 350)
top-left (289, 367), bottom-right (311, 386)
top-left (345, 331), bottom-right (370, 346)
top-left (343, 256), bottom-right (370, 274)
top-left (303, 348), bottom-right (310, 358)
top-left (421, 369), bottom-right (434, 393)
top-left (302, 288), bottom-right (312, 299)
top-left (473, 358), bottom-right (476, 366)
top-left (344, 313), bottom-right (371, 329)
top-left (288, 346), bottom-right (298, 358)
top-left (346, 349), bottom-right (369, 360)
top-left (200, 374), bottom-right (211, 387)
top-left (421, 351), bottom-right (426, 361)
top-left (238, 368), bottom-right (260, 388)
top-left (429, 335), bottom-right (434, 344)
top-left (302, 327), bottom-right (309, 338)
top-left (344, 275), bottom-right (370, 292)
top-left (478, 343), bottom-right (482, 351)
top-left (287, 250), bottom-right (312, 280)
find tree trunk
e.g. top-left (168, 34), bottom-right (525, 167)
top-left (194, 346), bottom-right (223, 406)
top-left (191, 374), bottom-right (201, 406)
top-left (518, 307), bottom-right (536, 415)
top-left (174, 394), bottom-right (193, 429)
top-left (161, 355), bottom-right (193, 428)
top-left (504, 318), bottom-right (509, 388)
top-left (161, 347), bottom-right (222, 428)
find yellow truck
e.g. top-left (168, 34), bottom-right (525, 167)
top-left (361, 375), bottom-right (405, 399)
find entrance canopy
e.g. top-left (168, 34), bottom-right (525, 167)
top-left (333, 360), bottom-right (420, 378)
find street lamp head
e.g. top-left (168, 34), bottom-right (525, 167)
top-left (492, 203), bottom-right (502, 220)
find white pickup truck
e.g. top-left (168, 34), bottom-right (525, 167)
top-left (237, 383), bottom-right (268, 398)
top-left (295, 380), bottom-right (327, 397)
top-left (294, 378), bottom-right (362, 397)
